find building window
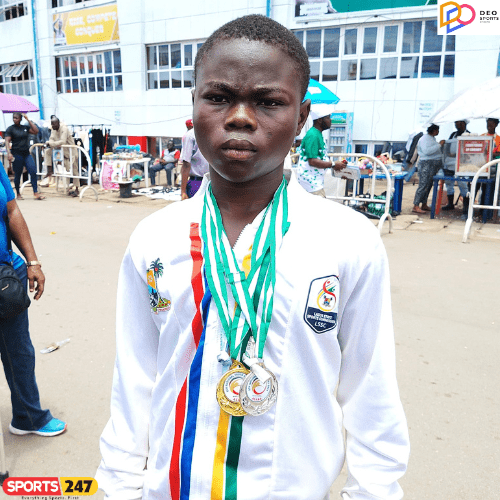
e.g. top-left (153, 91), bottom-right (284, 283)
top-left (383, 26), bottom-right (398, 53)
top-left (146, 41), bottom-right (202, 90)
top-left (344, 29), bottom-right (357, 55)
top-left (380, 58), bottom-right (398, 79)
top-left (363, 27), bottom-right (377, 54)
top-left (360, 59), bottom-right (377, 80)
top-left (322, 60), bottom-right (338, 82)
top-left (310, 61), bottom-right (320, 82)
top-left (341, 60), bottom-right (357, 81)
top-left (0, 61), bottom-right (36, 95)
top-left (55, 50), bottom-right (122, 93)
top-left (306, 30), bottom-right (321, 58)
top-left (423, 20), bottom-right (442, 52)
top-left (0, 1), bottom-right (27, 21)
top-left (324, 28), bottom-right (340, 57)
top-left (51, 0), bottom-right (95, 7)
top-left (294, 19), bottom-right (455, 82)
top-left (421, 55), bottom-right (441, 78)
top-left (400, 57), bottom-right (419, 79)
top-left (354, 144), bottom-right (368, 154)
top-left (402, 21), bottom-right (422, 53)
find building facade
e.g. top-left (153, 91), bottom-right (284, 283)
top-left (1, 0), bottom-right (499, 156)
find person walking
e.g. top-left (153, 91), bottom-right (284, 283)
top-left (0, 161), bottom-right (66, 436)
top-left (5, 113), bottom-right (45, 201)
top-left (412, 124), bottom-right (443, 214)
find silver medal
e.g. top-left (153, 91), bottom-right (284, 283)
top-left (239, 363), bottom-right (278, 416)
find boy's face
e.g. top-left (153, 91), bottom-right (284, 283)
top-left (193, 39), bottom-right (310, 184)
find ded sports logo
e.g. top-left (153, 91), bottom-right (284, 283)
top-left (438, 0), bottom-right (500, 35)
top-left (2, 477), bottom-right (98, 497)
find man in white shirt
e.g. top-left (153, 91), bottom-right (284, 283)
top-left (180, 124), bottom-right (209, 199)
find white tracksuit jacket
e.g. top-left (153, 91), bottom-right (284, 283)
top-left (96, 175), bottom-right (410, 500)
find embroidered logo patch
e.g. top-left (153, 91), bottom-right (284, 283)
top-left (147, 259), bottom-right (171, 314)
top-left (304, 275), bottom-right (339, 334)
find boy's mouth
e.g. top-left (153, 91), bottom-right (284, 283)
top-left (221, 139), bottom-right (257, 161)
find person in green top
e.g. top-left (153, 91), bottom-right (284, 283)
top-left (296, 111), bottom-right (346, 196)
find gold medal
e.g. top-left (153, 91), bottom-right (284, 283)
top-left (216, 360), bottom-right (250, 416)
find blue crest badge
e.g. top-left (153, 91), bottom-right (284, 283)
top-left (304, 275), bottom-right (339, 334)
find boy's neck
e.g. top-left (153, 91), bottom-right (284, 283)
top-left (209, 166), bottom-right (284, 247)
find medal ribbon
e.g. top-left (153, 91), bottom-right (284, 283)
top-left (201, 178), bottom-right (290, 362)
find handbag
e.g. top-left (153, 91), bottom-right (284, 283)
top-left (0, 214), bottom-right (31, 320)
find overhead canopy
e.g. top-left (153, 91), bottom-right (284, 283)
top-left (428, 77), bottom-right (500, 125)
top-left (0, 63), bottom-right (27, 78)
top-left (0, 93), bottom-right (39, 113)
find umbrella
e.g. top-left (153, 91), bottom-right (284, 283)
top-left (0, 93), bottom-right (39, 113)
top-left (304, 79), bottom-right (340, 105)
top-left (303, 79), bottom-right (340, 120)
top-left (428, 77), bottom-right (500, 125)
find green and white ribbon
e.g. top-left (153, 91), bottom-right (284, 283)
top-left (201, 178), bottom-right (290, 371)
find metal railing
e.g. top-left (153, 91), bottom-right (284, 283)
top-left (28, 143), bottom-right (98, 201)
top-left (326, 153), bottom-right (393, 234)
top-left (462, 159), bottom-right (500, 243)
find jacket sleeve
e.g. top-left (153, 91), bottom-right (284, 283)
top-left (337, 233), bottom-right (410, 499)
top-left (95, 243), bottom-right (159, 499)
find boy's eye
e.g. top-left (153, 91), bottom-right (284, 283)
top-left (259, 99), bottom-right (281, 108)
top-left (207, 95), bottom-right (229, 103)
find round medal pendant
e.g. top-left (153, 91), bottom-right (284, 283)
top-left (239, 365), bottom-right (278, 416)
top-left (216, 360), bottom-right (249, 417)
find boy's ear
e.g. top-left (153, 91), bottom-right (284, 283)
top-left (296, 99), bottom-right (311, 136)
top-left (191, 88), bottom-right (195, 104)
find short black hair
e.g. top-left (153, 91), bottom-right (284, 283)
top-left (194, 14), bottom-right (310, 100)
top-left (427, 124), bottom-right (439, 134)
top-left (13, 112), bottom-right (22, 119)
top-left (487, 118), bottom-right (499, 126)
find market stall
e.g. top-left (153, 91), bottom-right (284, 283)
top-left (430, 135), bottom-right (494, 219)
top-left (100, 153), bottom-right (152, 190)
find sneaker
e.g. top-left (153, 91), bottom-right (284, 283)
top-left (9, 418), bottom-right (67, 437)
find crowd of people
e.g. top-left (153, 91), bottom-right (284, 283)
top-left (409, 117), bottom-right (499, 217)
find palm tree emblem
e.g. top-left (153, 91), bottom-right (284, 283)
top-left (150, 259), bottom-right (164, 280)
top-left (147, 259), bottom-right (170, 313)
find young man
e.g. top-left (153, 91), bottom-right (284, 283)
top-left (5, 113), bottom-right (45, 200)
top-left (296, 109), bottom-right (346, 196)
top-left (96, 15), bottom-right (409, 500)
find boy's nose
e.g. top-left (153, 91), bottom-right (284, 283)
top-left (225, 103), bottom-right (257, 131)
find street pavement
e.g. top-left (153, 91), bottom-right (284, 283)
top-left (0, 186), bottom-right (498, 499)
